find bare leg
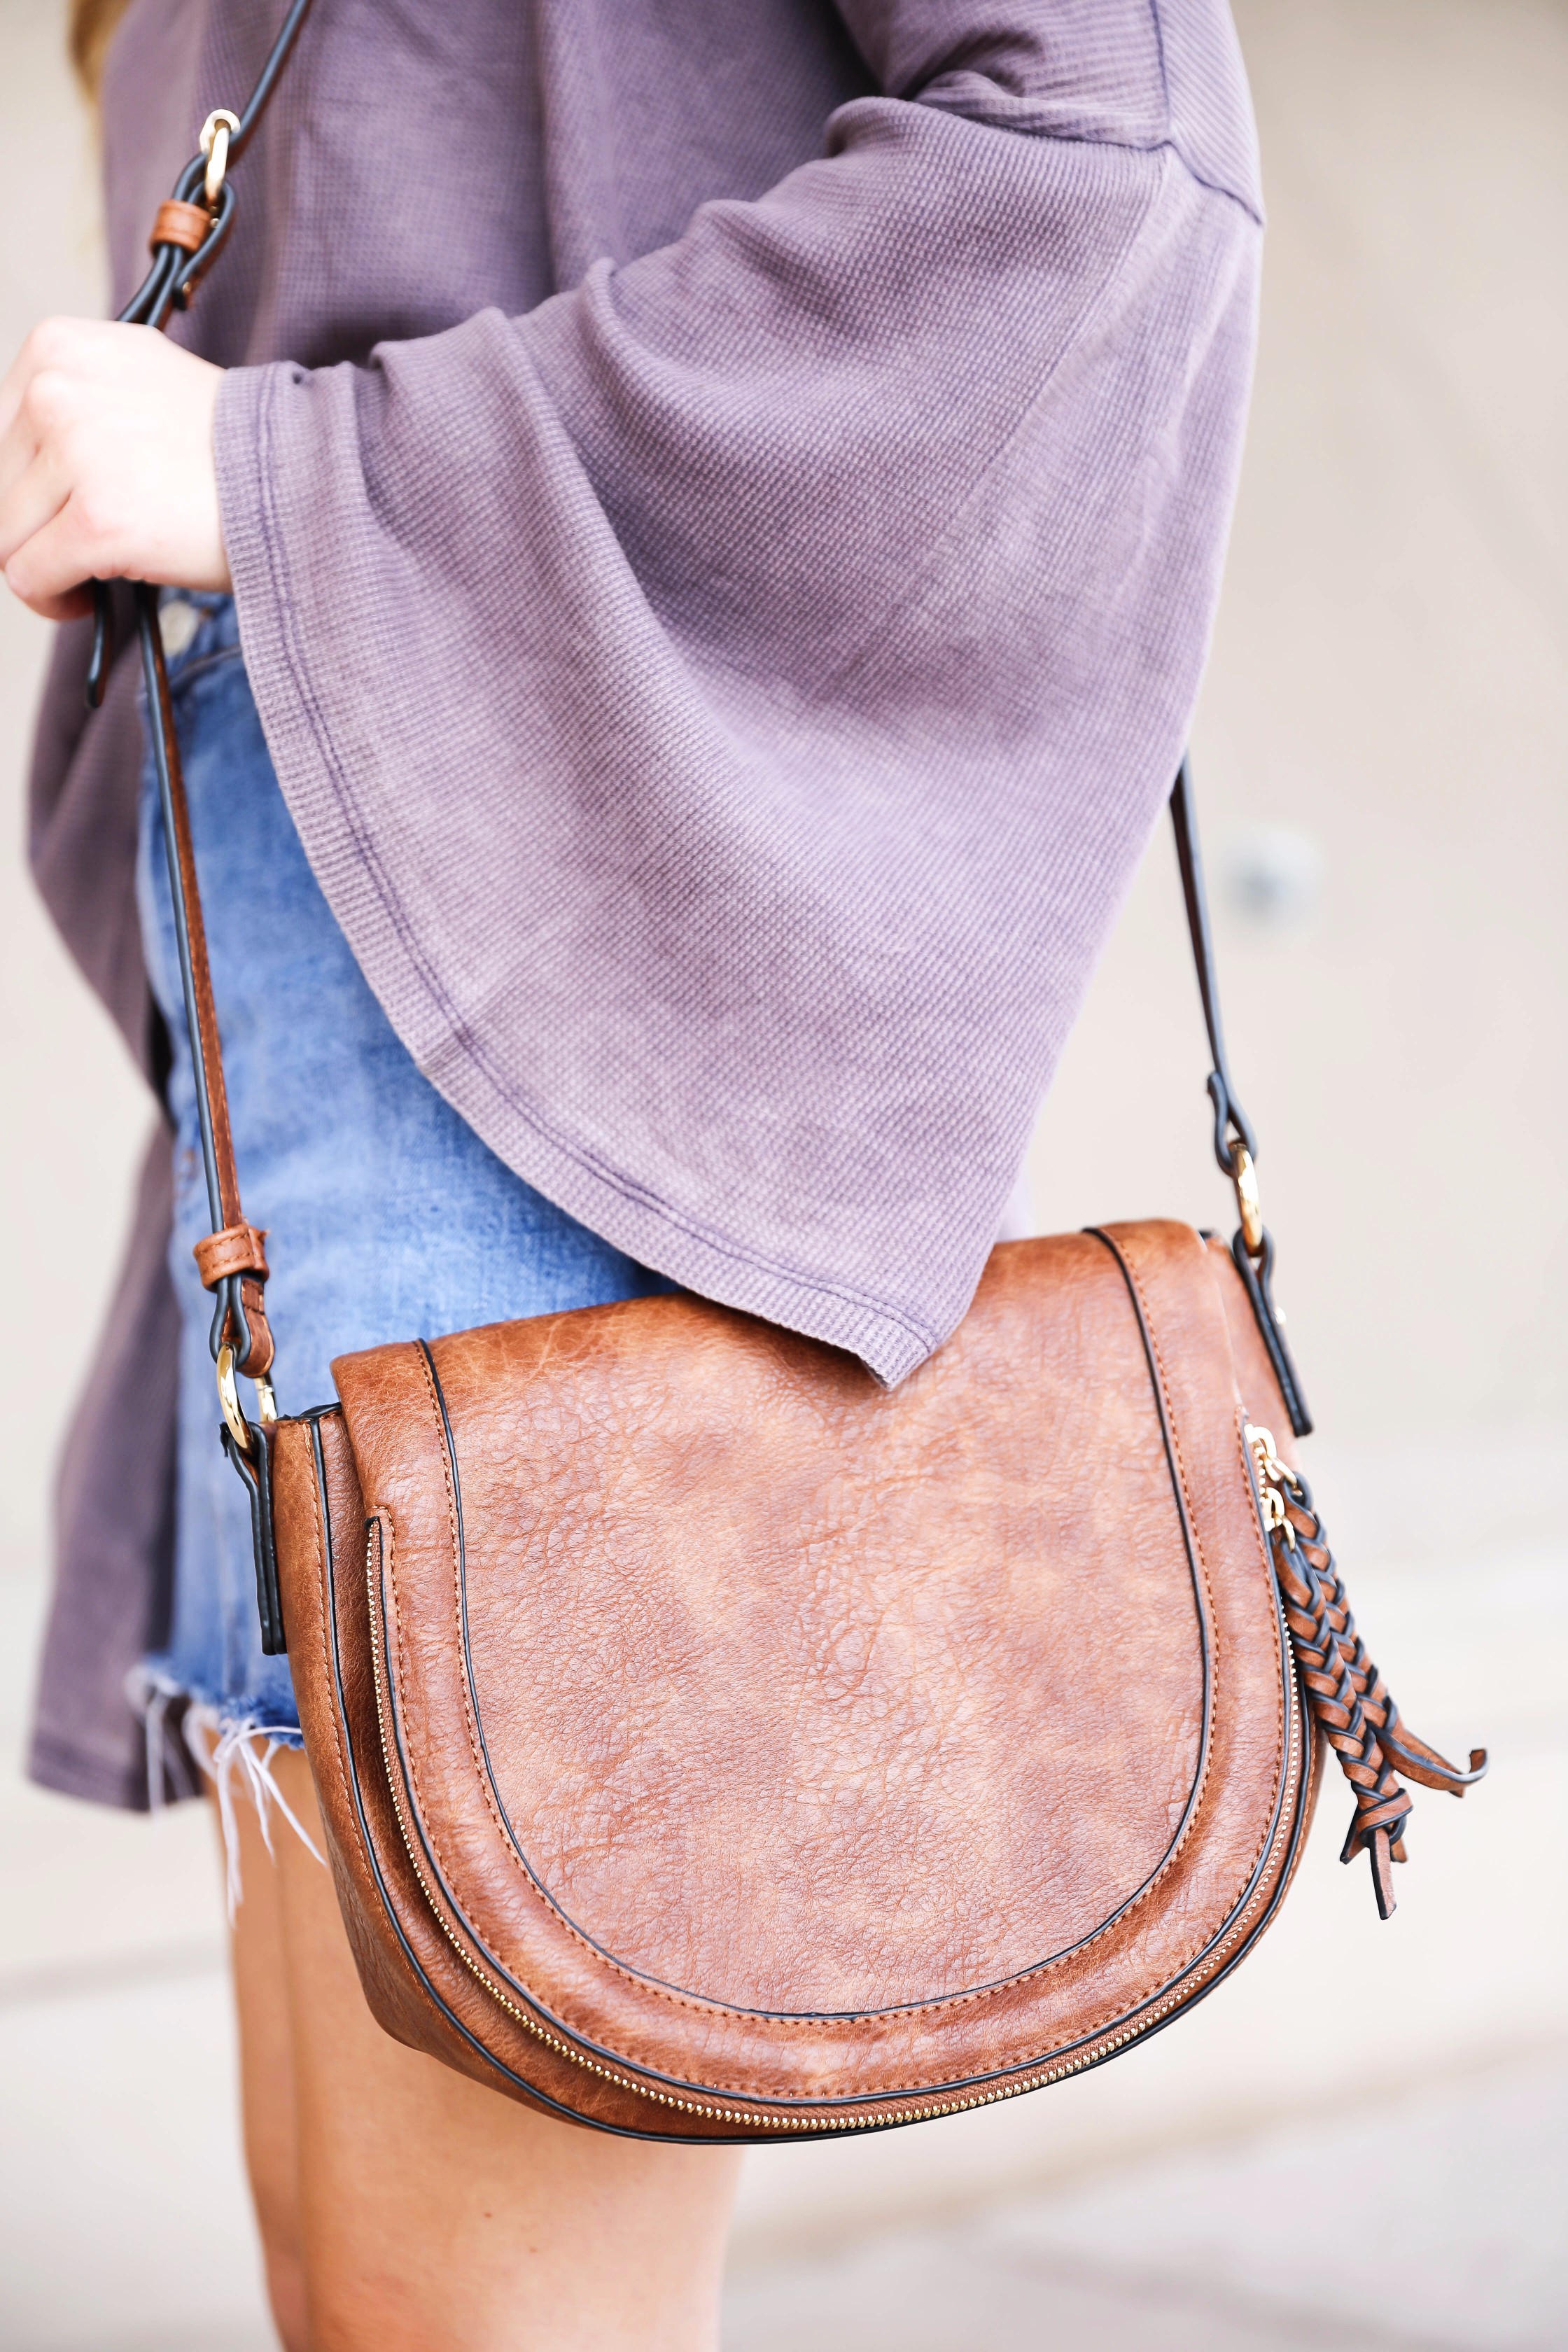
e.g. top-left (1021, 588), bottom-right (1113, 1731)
top-left (215, 1772), bottom-right (309, 2352)
top-left (244, 1746), bottom-right (739, 2352)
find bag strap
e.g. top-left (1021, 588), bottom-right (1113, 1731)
top-left (83, 0), bottom-right (318, 1457)
top-left (1170, 758), bottom-right (1312, 1434)
top-left (85, 0), bottom-right (1311, 1473)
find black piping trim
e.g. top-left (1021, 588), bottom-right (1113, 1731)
top-left (223, 1418), bottom-right (284, 1655)
top-left (412, 1287), bottom-right (1214, 2024)
top-left (369, 1462), bottom-right (1307, 2117)
top-left (369, 1296), bottom-right (1303, 2106)
top-left (1231, 1228), bottom-right (1313, 1438)
top-left (327, 1212), bottom-right (1306, 2121)
top-left (323, 1409), bottom-right (1312, 2136)
top-left (307, 1420), bottom-right (669, 2141)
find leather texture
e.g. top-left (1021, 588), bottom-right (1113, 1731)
top-left (192, 1220), bottom-right (270, 1287)
top-left (148, 199), bottom-right (211, 256)
top-left (272, 1219), bottom-right (1320, 2139)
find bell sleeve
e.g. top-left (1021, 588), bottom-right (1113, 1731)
top-left (213, 0), bottom-right (1262, 1383)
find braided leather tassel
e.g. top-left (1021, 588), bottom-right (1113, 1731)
top-left (1245, 1427), bottom-right (1487, 1919)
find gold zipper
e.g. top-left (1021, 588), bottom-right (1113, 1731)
top-left (1245, 1422), bottom-right (1300, 1536)
top-left (362, 1522), bottom-right (1303, 2134)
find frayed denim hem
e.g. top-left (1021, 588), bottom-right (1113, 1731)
top-left (127, 1665), bottom-right (321, 1920)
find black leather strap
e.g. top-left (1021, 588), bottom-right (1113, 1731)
top-left (1168, 759), bottom-right (1312, 1436)
top-left (1169, 757), bottom-right (1258, 1176)
top-left (76, 0), bottom-right (316, 1655)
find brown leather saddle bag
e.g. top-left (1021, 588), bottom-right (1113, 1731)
top-left (267, 1218), bottom-right (1319, 2139)
top-left (113, 4), bottom-right (1484, 2141)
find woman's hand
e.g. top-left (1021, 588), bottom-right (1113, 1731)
top-left (0, 318), bottom-right (228, 622)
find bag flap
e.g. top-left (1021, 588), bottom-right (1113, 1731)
top-left (329, 1219), bottom-right (1295, 2102)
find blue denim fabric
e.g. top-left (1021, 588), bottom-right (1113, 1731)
top-left (136, 593), bottom-right (666, 1737)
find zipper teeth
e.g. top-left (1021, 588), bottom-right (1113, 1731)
top-left (363, 1527), bottom-right (1301, 2134)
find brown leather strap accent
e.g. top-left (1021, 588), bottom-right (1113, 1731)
top-left (1264, 1476), bottom-right (1485, 1917)
top-left (145, 618), bottom-right (276, 1380)
top-left (193, 1222), bottom-right (270, 1287)
top-left (149, 200), bottom-right (210, 255)
top-left (236, 1273), bottom-right (275, 1378)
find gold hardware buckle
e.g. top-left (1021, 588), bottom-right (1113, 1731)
top-left (216, 1342), bottom-right (250, 1452)
top-left (1231, 1142), bottom-right (1264, 1257)
top-left (200, 108), bottom-right (241, 206)
top-left (216, 1345), bottom-right (278, 1453)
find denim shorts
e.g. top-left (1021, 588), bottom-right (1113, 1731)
top-left (136, 593), bottom-right (666, 1754)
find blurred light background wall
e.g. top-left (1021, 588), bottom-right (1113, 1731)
top-left (1, 4), bottom-right (1564, 2347)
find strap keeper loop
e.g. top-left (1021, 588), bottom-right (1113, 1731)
top-left (148, 200), bottom-right (211, 256)
top-left (194, 1222), bottom-right (270, 1290)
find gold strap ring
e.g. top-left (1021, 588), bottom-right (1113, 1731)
top-left (200, 108), bottom-right (241, 206)
top-left (1231, 1142), bottom-right (1264, 1257)
top-left (216, 1343), bottom-right (252, 1453)
top-left (216, 1345), bottom-right (279, 1450)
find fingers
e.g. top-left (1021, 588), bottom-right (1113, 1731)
top-left (0, 356), bottom-right (45, 509)
top-left (3, 497), bottom-right (106, 617)
top-left (0, 316), bottom-right (230, 612)
top-left (0, 323), bottom-right (97, 607)
top-left (0, 366), bottom-right (114, 613)
top-left (0, 444), bottom-right (71, 575)
top-left (0, 316), bottom-right (102, 455)
top-left (2, 575), bottom-right (95, 625)
top-left (0, 327), bottom-right (42, 449)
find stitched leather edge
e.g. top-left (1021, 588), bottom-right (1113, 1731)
top-left (313, 1452), bottom-right (667, 2135)
top-left (370, 1476), bottom-right (1308, 2108)
top-left (411, 1289), bottom-right (1215, 2021)
top-left (329, 1421), bottom-right (1312, 2129)
top-left (364, 1244), bottom-right (1296, 2092)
